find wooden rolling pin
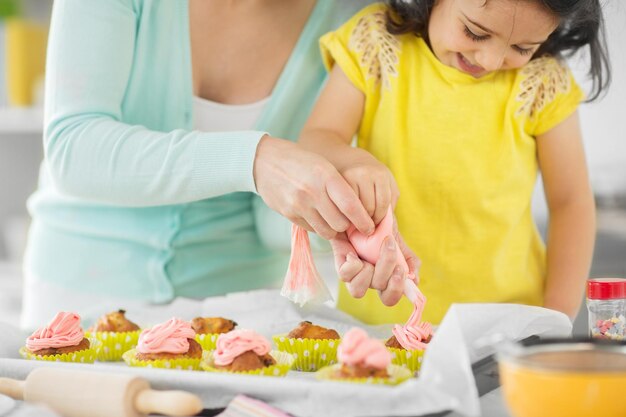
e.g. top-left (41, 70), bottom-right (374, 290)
top-left (0, 367), bottom-right (202, 417)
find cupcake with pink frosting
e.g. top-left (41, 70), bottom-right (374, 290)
top-left (122, 318), bottom-right (202, 370)
top-left (316, 327), bottom-right (412, 385)
top-left (20, 312), bottom-right (99, 363)
top-left (201, 329), bottom-right (294, 377)
top-left (385, 288), bottom-right (434, 373)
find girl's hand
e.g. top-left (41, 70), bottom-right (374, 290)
top-left (338, 147), bottom-right (400, 226)
top-left (254, 135), bottom-right (375, 240)
top-left (330, 228), bottom-right (420, 307)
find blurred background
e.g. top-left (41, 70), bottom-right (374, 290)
top-left (0, 0), bottom-right (624, 333)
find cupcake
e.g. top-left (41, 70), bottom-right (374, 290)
top-left (192, 316), bottom-right (237, 351)
top-left (122, 318), bottom-right (202, 370)
top-left (202, 329), bottom-right (294, 377)
top-left (86, 309), bottom-right (141, 361)
top-left (20, 312), bottom-right (98, 363)
top-left (287, 321), bottom-right (340, 340)
top-left (273, 321), bottom-right (340, 371)
top-left (386, 284), bottom-right (433, 373)
top-left (316, 327), bottom-right (411, 385)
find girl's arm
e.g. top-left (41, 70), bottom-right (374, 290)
top-left (301, 66), bottom-right (399, 225)
top-left (537, 111), bottom-right (596, 319)
top-left (300, 65), bottom-right (417, 307)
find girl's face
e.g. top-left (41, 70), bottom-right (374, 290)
top-left (428, 0), bottom-right (559, 77)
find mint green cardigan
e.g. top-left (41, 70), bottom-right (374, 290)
top-left (26, 0), bottom-right (371, 302)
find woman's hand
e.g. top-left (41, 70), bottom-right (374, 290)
top-left (337, 147), bottom-right (400, 226)
top-left (330, 226), bottom-right (420, 307)
top-left (253, 135), bottom-right (375, 240)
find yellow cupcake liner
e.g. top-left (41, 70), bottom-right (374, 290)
top-left (122, 349), bottom-right (201, 371)
top-left (19, 339), bottom-right (100, 364)
top-left (85, 330), bottom-right (140, 361)
top-left (194, 333), bottom-right (221, 351)
top-left (272, 334), bottom-right (340, 372)
top-left (201, 350), bottom-right (294, 377)
top-left (315, 363), bottom-right (413, 385)
top-left (387, 346), bottom-right (425, 374)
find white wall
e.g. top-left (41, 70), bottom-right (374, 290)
top-left (575, 0), bottom-right (626, 197)
top-left (532, 1), bottom-right (626, 224)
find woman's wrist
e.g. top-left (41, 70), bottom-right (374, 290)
top-left (252, 134), bottom-right (280, 192)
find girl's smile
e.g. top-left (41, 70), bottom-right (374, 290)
top-left (429, 0), bottom-right (558, 77)
top-left (456, 52), bottom-right (485, 76)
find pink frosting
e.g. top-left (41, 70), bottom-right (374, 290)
top-left (338, 327), bottom-right (391, 370)
top-left (137, 318), bottom-right (196, 354)
top-left (213, 329), bottom-right (272, 366)
top-left (347, 206), bottom-right (414, 281)
top-left (26, 312), bottom-right (84, 352)
top-left (392, 281), bottom-right (433, 350)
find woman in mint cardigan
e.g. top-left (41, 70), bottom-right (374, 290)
top-left (23, 0), bottom-right (406, 329)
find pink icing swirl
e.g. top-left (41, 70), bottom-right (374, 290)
top-left (137, 318), bottom-right (195, 354)
top-left (213, 329), bottom-right (271, 366)
top-left (338, 327), bottom-right (391, 370)
top-left (26, 312), bottom-right (84, 352)
top-left (392, 283), bottom-right (433, 350)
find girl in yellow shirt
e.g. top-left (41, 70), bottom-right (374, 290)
top-left (301, 0), bottom-right (611, 325)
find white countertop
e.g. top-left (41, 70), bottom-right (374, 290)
top-left (2, 389), bottom-right (513, 417)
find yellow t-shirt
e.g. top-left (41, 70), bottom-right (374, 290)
top-left (320, 3), bottom-right (584, 324)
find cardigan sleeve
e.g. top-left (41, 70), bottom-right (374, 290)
top-left (44, 0), bottom-right (264, 206)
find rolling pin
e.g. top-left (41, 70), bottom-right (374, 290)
top-left (0, 367), bottom-right (202, 417)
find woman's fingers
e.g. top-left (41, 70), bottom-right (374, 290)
top-left (315, 196), bottom-right (352, 237)
top-left (291, 217), bottom-right (315, 234)
top-left (330, 234), bottom-right (362, 282)
top-left (370, 236), bottom-right (401, 291)
top-left (329, 234), bottom-right (373, 297)
top-left (298, 210), bottom-right (336, 240)
top-left (372, 181), bottom-right (391, 226)
top-left (345, 262), bottom-right (375, 299)
top-left (379, 272), bottom-right (405, 306)
top-left (355, 182), bottom-right (376, 219)
top-left (338, 253), bottom-right (363, 283)
top-left (325, 175), bottom-right (374, 235)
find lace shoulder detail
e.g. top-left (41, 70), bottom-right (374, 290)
top-left (348, 10), bottom-right (401, 90)
top-left (515, 57), bottom-right (571, 118)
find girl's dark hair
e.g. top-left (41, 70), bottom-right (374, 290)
top-left (386, 0), bottom-right (611, 101)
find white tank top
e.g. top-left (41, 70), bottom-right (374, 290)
top-left (192, 95), bottom-right (271, 132)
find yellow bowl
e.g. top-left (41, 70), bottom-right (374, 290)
top-left (498, 338), bottom-right (626, 417)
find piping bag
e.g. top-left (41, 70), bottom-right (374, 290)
top-left (344, 207), bottom-right (433, 347)
top-left (280, 223), bottom-right (333, 306)
top-left (281, 206), bottom-right (424, 308)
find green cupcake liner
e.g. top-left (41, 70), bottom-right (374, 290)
top-left (315, 363), bottom-right (413, 385)
top-left (85, 330), bottom-right (140, 361)
top-left (194, 333), bottom-right (221, 351)
top-left (272, 334), bottom-right (340, 372)
top-left (387, 346), bottom-right (425, 374)
top-left (201, 350), bottom-right (294, 377)
top-left (122, 349), bottom-right (201, 371)
top-left (19, 339), bottom-right (100, 364)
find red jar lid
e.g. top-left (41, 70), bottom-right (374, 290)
top-left (587, 278), bottom-right (626, 300)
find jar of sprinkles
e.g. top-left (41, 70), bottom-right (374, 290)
top-left (587, 278), bottom-right (626, 340)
